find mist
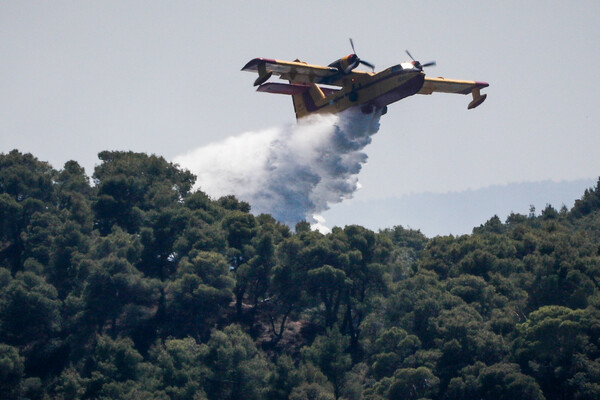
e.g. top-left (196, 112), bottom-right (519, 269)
top-left (174, 109), bottom-right (382, 228)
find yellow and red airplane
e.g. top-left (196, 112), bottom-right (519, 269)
top-left (242, 42), bottom-right (488, 119)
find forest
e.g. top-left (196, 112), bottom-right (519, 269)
top-left (1, 149), bottom-right (599, 400)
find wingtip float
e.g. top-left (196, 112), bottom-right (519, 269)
top-left (242, 41), bottom-right (489, 119)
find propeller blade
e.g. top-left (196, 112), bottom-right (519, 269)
top-left (360, 60), bottom-right (375, 71)
top-left (406, 50), bottom-right (436, 69)
top-left (348, 38), bottom-right (375, 71)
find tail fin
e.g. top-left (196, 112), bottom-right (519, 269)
top-left (257, 82), bottom-right (337, 119)
top-left (292, 84), bottom-right (331, 119)
top-left (291, 92), bottom-right (311, 119)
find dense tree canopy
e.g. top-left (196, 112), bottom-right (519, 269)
top-left (1, 149), bottom-right (600, 399)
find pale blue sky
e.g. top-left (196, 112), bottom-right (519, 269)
top-left (2, 1), bottom-right (599, 234)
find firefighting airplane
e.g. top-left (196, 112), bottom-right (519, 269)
top-left (242, 41), bottom-right (488, 119)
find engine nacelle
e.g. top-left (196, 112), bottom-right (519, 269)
top-left (328, 54), bottom-right (360, 74)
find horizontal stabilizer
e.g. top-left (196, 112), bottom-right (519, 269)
top-left (257, 83), bottom-right (340, 97)
top-left (257, 82), bottom-right (311, 95)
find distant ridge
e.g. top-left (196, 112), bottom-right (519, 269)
top-left (322, 179), bottom-right (598, 237)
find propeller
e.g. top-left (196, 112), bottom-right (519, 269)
top-left (350, 38), bottom-right (375, 71)
top-left (405, 50), bottom-right (436, 70)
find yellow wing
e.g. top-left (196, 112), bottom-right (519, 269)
top-left (419, 77), bottom-right (489, 109)
top-left (242, 58), bottom-right (339, 85)
top-left (241, 57), bottom-right (372, 86)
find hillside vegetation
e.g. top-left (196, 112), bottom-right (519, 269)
top-left (1, 149), bottom-right (599, 400)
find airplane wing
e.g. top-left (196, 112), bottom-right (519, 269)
top-left (419, 77), bottom-right (489, 109)
top-left (242, 58), bottom-right (340, 86)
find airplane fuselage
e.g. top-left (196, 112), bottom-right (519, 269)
top-left (244, 56), bottom-right (488, 119)
top-left (258, 63), bottom-right (426, 118)
top-left (329, 64), bottom-right (425, 114)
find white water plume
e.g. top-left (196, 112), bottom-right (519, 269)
top-left (174, 109), bottom-right (382, 227)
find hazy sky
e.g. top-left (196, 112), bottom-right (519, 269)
top-left (2, 1), bottom-right (599, 232)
